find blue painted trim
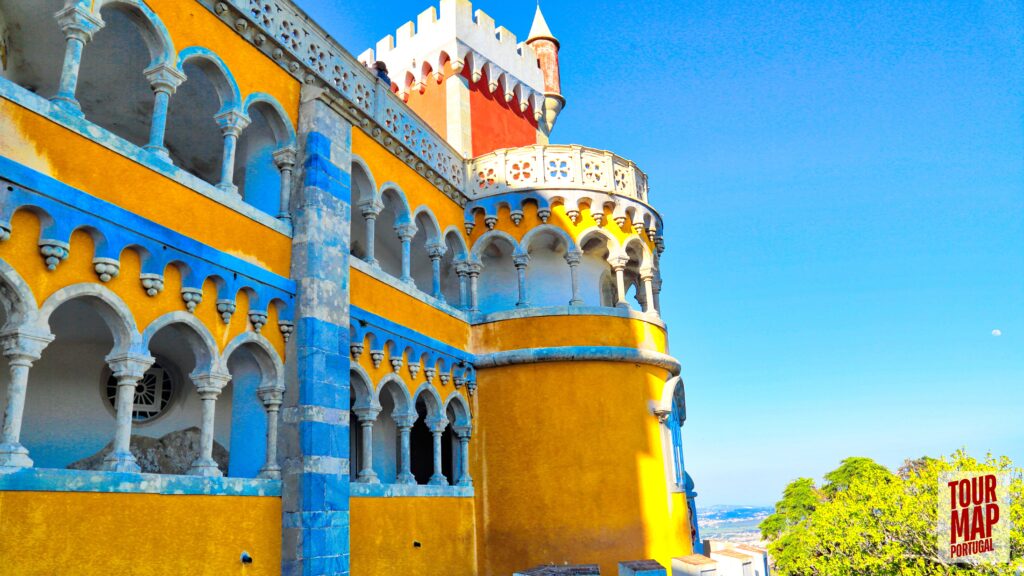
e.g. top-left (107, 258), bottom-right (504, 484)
top-left (0, 467), bottom-right (280, 496)
top-left (351, 306), bottom-right (474, 364)
top-left (0, 78), bottom-right (290, 234)
top-left (349, 482), bottom-right (473, 498)
top-left (475, 346), bottom-right (681, 376)
top-left (0, 156), bottom-right (295, 302)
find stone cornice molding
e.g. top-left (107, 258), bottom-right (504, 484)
top-left (475, 346), bottom-right (681, 376)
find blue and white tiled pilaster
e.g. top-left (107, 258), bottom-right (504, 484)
top-left (282, 92), bottom-right (353, 576)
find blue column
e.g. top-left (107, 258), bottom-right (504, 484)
top-left (282, 95), bottom-right (353, 576)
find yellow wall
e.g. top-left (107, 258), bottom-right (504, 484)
top-left (471, 315), bottom-right (667, 354)
top-left (0, 210), bottom-right (286, 357)
top-left (350, 497), bottom-right (476, 576)
top-left (0, 100), bottom-right (292, 278)
top-left (473, 361), bottom-right (692, 576)
top-left (0, 491), bottom-right (281, 576)
top-left (351, 269), bottom-right (469, 352)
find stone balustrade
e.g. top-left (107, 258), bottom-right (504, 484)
top-left (467, 144), bottom-right (650, 203)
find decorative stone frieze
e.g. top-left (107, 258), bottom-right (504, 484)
top-left (39, 241), bottom-right (69, 271)
top-left (92, 258), bottom-right (120, 283)
top-left (249, 310), bottom-right (268, 333)
top-left (181, 288), bottom-right (203, 313)
top-left (278, 320), bottom-right (294, 342)
top-left (140, 274), bottom-right (165, 297)
top-left (216, 300), bottom-right (236, 324)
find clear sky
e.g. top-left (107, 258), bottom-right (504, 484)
top-left (298, 0), bottom-right (1024, 506)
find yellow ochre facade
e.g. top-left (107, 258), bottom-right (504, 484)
top-left (0, 1), bottom-right (699, 575)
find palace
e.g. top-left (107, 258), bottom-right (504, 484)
top-left (0, 1), bottom-right (700, 574)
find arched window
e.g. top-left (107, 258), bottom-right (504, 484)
top-left (410, 210), bottom-right (440, 294)
top-left (0, 0), bottom-right (65, 97)
top-left (77, 3), bottom-right (161, 147)
top-left (475, 234), bottom-right (518, 313)
top-left (349, 162), bottom-right (375, 262)
top-left (578, 232), bottom-right (616, 307)
top-left (375, 187), bottom-right (410, 279)
top-left (440, 229), bottom-right (468, 305)
top-left (522, 227), bottom-right (573, 307)
top-left (165, 51), bottom-right (239, 189)
top-left (372, 378), bottom-right (408, 484)
top-left (236, 97), bottom-right (295, 216)
top-left (410, 396), bottom-right (433, 484)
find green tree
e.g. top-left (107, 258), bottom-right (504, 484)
top-left (759, 450), bottom-right (1023, 576)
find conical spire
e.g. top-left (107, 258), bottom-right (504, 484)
top-left (527, 3), bottom-right (558, 47)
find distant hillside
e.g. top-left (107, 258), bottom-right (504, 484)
top-left (698, 505), bottom-right (773, 545)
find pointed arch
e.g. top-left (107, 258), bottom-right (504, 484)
top-left (349, 364), bottom-right (377, 410)
top-left (469, 229), bottom-right (521, 263)
top-left (0, 259), bottom-right (38, 329)
top-left (375, 373), bottom-right (413, 418)
top-left (140, 311), bottom-right (218, 374)
top-left (222, 331), bottom-right (283, 387)
top-left (519, 224), bottom-right (578, 256)
top-left (443, 392), bottom-right (471, 428)
top-left (96, 0), bottom-right (176, 66)
top-left (175, 47), bottom-right (242, 110)
top-left (242, 93), bottom-right (296, 147)
top-left (37, 283), bottom-right (138, 354)
top-left (412, 382), bottom-right (444, 421)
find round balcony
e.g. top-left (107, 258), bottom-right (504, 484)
top-left (467, 144), bottom-right (650, 203)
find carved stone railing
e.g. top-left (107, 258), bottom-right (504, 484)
top-left (467, 145), bottom-right (649, 203)
top-left (202, 0), bottom-right (467, 200)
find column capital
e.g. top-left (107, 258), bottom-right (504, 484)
top-left (191, 371), bottom-right (232, 397)
top-left (426, 416), bottom-right (449, 433)
top-left (639, 267), bottom-right (656, 281)
top-left (143, 63), bottom-right (186, 95)
top-left (257, 384), bottom-right (285, 407)
top-left (453, 425), bottom-right (472, 439)
top-left (392, 412), bottom-right (416, 429)
top-left (513, 253), bottom-right (531, 269)
top-left (395, 222), bottom-right (418, 241)
top-left (353, 405), bottom-right (382, 423)
top-left (609, 254), bottom-right (630, 270)
top-left (105, 352), bottom-right (155, 382)
top-left (56, 5), bottom-right (104, 43)
top-left (654, 409), bottom-right (672, 425)
top-left (272, 145), bottom-right (298, 170)
top-left (427, 242), bottom-right (446, 260)
top-left (564, 249), bottom-right (582, 266)
top-left (0, 327), bottom-right (54, 364)
top-left (214, 109), bottom-right (251, 137)
top-left (359, 198), bottom-right (384, 218)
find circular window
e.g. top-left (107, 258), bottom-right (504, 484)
top-left (105, 361), bottom-right (176, 423)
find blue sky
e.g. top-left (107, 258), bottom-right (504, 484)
top-left (299, 0), bottom-right (1024, 506)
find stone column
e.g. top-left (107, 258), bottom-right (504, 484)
top-left (454, 425), bottom-right (472, 487)
top-left (189, 371), bottom-right (231, 477)
top-left (359, 200), bottom-right (383, 266)
top-left (427, 416), bottom-right (449, 486)
top-left (396, 222), bottom-right (417, 284)
top-left (101, 352), bottom-right (155, 473)
top-left (653, 274), bottom-right (663, 314)
top-left (428, 243), bottom-right (445, 300)
top-left (455, 262), bottom-right (470, 310)
top-left (467, 262), bottom-right (482, 313)
top-left (394, 413), bottom-right (416, 485)
top-left (610, 255), bottom-right (630, 308)
top-left (282, 92), bottom-right (354, 575)
top-left (641, 268), bottom-right (657, 316)
top-left (565, 249), bottom-right (583, 306)
top-left (353, 406), bottom-right (381, 484)
top-left (273, 146), bottom-right (298, 223)
top-left (214, 110), bottom-right (251, 194)
top-left (257, 385), bottom-right (284, 480)
top-left (0, 328), bottom-right (53, 471)
top-left (51, 6), bottom-right (103, 113)
top-left (513, 253), bottom-right (530, 308)
top-left (143, 63), bottom-right (186, 159)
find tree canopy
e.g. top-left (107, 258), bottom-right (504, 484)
top-left (760, 450), bottom-right (1023, 575)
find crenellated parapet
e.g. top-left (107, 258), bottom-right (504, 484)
top-left (356, 0), bottom-right (547, 116)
